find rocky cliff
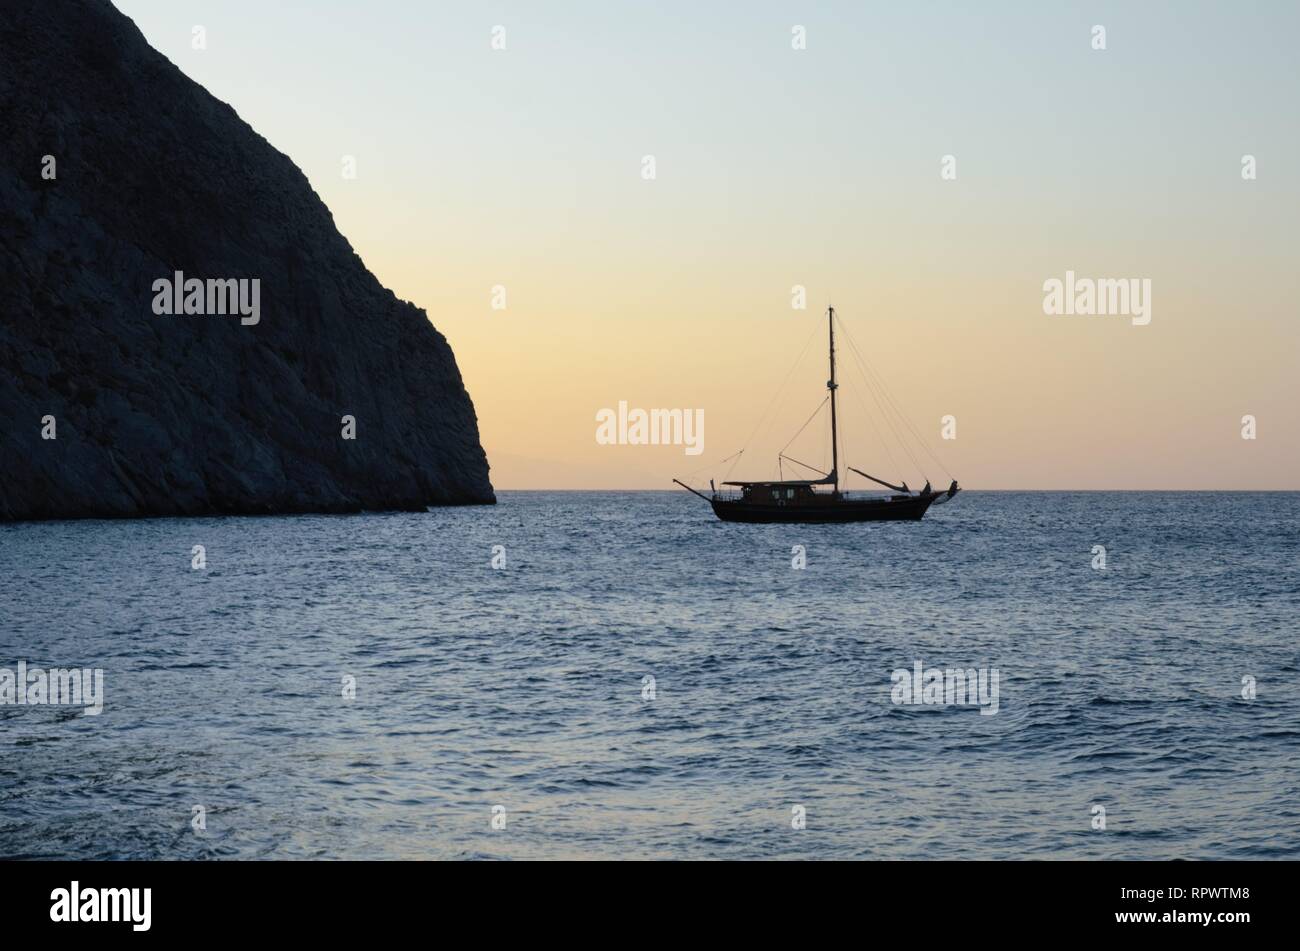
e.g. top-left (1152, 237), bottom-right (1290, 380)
top-left (0, 0), bottom-right (494, 520)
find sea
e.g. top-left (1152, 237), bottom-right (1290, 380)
top-left (1, 491), bottom-right (1297, 860)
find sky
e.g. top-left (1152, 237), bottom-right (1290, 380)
top-left (113, 1), bottom-right (1299, 489)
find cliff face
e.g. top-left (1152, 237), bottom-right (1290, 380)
top-left (0, 0), bottom-right (494, 520)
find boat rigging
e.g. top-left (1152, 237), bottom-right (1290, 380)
top-left (673, 306), bottom-right (959, 523)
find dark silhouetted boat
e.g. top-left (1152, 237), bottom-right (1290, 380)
top-left (674, 306), bottom-right (959, 523)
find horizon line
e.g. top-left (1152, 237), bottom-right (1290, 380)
top-left (492, 487), bottom-right (1300, 493)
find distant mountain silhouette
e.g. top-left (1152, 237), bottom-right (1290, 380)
top-left (0, 0), bottom-right (493, 519)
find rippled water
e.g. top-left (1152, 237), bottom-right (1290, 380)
top-left (1, 491), bottom-right (1297, 859)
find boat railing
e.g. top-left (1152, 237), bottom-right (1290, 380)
top-left (709, 489), bottom-right (906, 503)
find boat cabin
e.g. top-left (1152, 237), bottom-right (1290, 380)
top-left (724, 481), bottom-right (824, 504)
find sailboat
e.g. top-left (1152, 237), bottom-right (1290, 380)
top-left (674, 306), bottom-right (959, 523)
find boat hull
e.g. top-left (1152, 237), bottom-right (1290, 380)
top-left (709, 493), bottom-right (939, 523)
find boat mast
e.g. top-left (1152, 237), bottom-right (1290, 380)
top-left (827, 305), bottom-right (839, 493)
